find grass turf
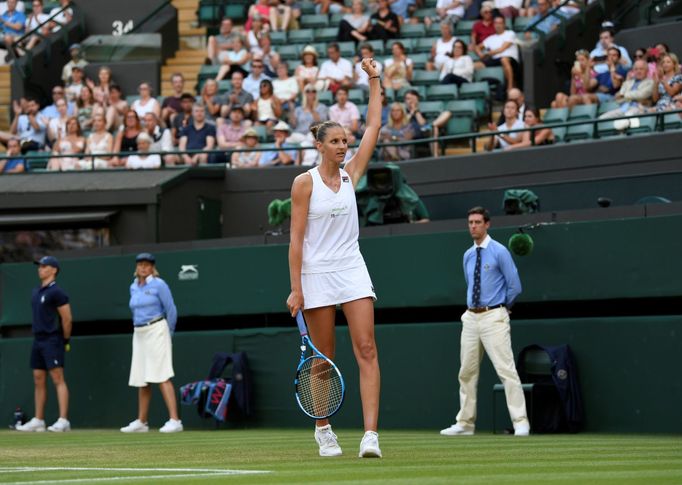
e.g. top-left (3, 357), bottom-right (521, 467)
top-left (0, 429), bottom-right (681, 484)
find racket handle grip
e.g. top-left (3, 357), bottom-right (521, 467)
top-left (295, 310), bottom-right (308, 336)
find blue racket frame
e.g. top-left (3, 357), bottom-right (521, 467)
top-left (294, 310), bottom-right (346, 419)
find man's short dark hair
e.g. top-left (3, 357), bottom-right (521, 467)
top-left (599, 27), bottom-right (614, 37)
top-left (327, 42), bottom-right (340, 52)
top-left (404, 89), bottom-right (421, 100)
top-left (180, 93), bottom-right (195, 101)
top-left (607, 46), bottom-right (621, 58)
top-left (468, 206), bottom-right (490, 222)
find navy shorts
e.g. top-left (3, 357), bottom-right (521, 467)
top-left (30, 335), bottom-right (65, 370)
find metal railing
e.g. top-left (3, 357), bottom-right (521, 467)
top-left (9, 1), bottom-right (76, 62)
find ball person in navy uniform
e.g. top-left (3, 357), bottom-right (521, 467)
top-left (120, 253), bottom-right (182, 433)
top-left (287, 58), bottom-right (383, 458)
top-left (440, 207), bottom-right (530, 437)
top-left (16, 256), bottom-right (73, 432)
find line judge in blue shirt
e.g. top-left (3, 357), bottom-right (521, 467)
top-left (120, 253), bottom-right (183, 434)
top-left (440, 206), bottom-right (530, 437)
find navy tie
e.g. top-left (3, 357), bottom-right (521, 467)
top-left (472, 247), bottom-right (482, 307)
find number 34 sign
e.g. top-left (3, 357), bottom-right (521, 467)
top-left (112, 19), bottom-right (134, 36)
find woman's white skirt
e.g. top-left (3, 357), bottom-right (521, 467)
top-left (302, 265), bottom-right (377, 309)
top-left (128, 319), bottom-right (175, 387)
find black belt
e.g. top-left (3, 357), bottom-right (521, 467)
top-left (140, 316), bottom-right (164, 326)
top-left (468, 304), bottom-right (505, 314)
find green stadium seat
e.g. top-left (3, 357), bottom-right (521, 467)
top-left (628, 114), bottom-right (657, 135)
top-left (253, 125), bottom-right (271, 143)
top-left (426, 84), bottom-right (458, 101)
top-left (348, 88), bottom-right (366, 105)
top-left (395, 85), bottom-right (426, 100)
top-left (445, 116), bottom-right (474, 136)
top-left (300, 1), bottom-right (315, 15)
top-left (198, 4), bottom-right (221, 26)
top-left (596, 120), bottom-right (621, 139)
top-left (269, 31), bottom-right (287, 45)
top-left (474, 67), bottom-right (505, 91)
top-left (663, 112), bottom-right (682, 130)
top-left (217, 80), bottom-right (232, 93)
top-left (411, 70), bottom-right (440, 86)
top-left (314, 27), bottom-right (339, 42)
top-left (329, 12), bottom-right (344, 25)
top-left (24, 152), bottom-right (49, 171)
top-left (418, 101), bottom-right (446, 120)
top-left (300, 14), bottom-right (330, 29)
top-left (564, 122), bottom-right (595, 141)
top-left (386, 38), bottom-right (415, 53)
top-left (410, 53), bottom-right (430, 70)
top-left (223, 2), bottom-right (248, 22)
top-left (569, 104), bottom-right (598, 120)
top-left (413, 8), bottom-right (437, 19)
top-left (288, 29), bottom-right (315, 44)
top-left (415, 37), bottom-right (438, 54)
top-left (317, 90), bottom-right (334, 106)
top-left (278, 45), bottom-right (301, 61)
top-left (445, 100), bottom-right (477, 117)
top-left (357, 104), bottom-right (368, 119)
top-left (458, 82), bottom-right (490, 116)
top-left (365, 39), bottom-right (385, 56)
top-left (454, 20), bottom-right (475, 35)
top-left (401, 24), bottom-right (426, 38)
top-left (552, 126), bottom-right (567, 143)
top-left (426, 23), bottom-right (441, 36)
top-left (424, 0), bottom-right (437, 7)
top-left (337, 41), bottom-right (356, 58)
top-left (597, 100), bottom-right (620, 116)
top-left (542, 107), bottom-right (568, 123)
top-left (513, 16), bottom-right (532, 32)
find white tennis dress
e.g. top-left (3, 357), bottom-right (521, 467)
top-left (301, 166), bottom-right (376, 309)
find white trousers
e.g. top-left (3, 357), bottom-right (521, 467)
top-left (455, 307), bottom-right (529, 430)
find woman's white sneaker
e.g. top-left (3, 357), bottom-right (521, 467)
top-left (120, 419), bottom-right (149, 433)
top-left (47, 418), bottom-right (71, 432)
top-left (359, 431), bottom-right (382, 458)
top-left (15, 417), bottom-right (46, 432)
top-left (159, 419), bottom-right (183, 433)
top-left (315, 425), bottom-right (343, 457)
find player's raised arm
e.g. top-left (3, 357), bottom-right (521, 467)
top-left (345, 58), bottom-right (382, 186)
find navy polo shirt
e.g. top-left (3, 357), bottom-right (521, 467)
top-left (31, 281), bottom-right (69, 336)
top-left (181, 122), bottom-right (216, 150)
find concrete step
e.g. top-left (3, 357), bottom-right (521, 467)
top-left (166, 56), bottom-right (205, 65)
top-left (178, 9), bottom-right (197, 22)
top-left (162, 65), bottom-right (201, 74)
top-left (172, 0), bottom-right (199, 8)
top-left (174, 49), bottom-right (206, 58)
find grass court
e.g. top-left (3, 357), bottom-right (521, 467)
top-left (1, 429), bottom-right (681, 484)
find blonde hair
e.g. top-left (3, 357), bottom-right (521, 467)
top-left (388, 102), bottom-right (408, 128)
top-left (660, 53), bottom-right (680, 74)
top-left (134, 266), bottom-right (160, 278)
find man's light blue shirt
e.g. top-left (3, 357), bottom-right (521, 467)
top-left (529, 13), bottom-right (561, 34)
top-left (463, 235), bottom-right (522, 308)
top-left (129, 275), bottom-right (178, 333)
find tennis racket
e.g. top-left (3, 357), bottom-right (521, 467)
top-left (294, 310), bottom-right (345, 419)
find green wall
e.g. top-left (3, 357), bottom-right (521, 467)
top-left (2, 214), bottom-right (682, 327)
top-left (2, 317), bottom-right (680, 433)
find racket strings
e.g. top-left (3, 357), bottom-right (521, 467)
top-left (296, 357), bottom-right (343, 418)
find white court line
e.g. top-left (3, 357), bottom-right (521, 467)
top-left (0, 467), bottom-right (271, 484)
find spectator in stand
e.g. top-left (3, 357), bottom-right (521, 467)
top-left (220, 71), bottom-right (254, 119)
top-left (497, 87), bottom-right (526, 125)
top-left (243, 57), bottom-right (272, 101)
top-left (494, 0), bottom-right (522, 18)
top-left (474, 15), bottom-right (520, 90)
top-left (48, 117), bottom-right (85, 171)
top-left (259, 121), bottom-right (297, 166)
top-left (247, 15), bottom-right (266, 52)
top-left (354, 43), bottom-right (383, 92)
top-left (105, 84), bottom-right (128, 132)
top-left (295, 45), bottom-right (320, 96)
top-left (486, 99), bottom-right (524, 150)
top-left (41, 85), bottom-right (75, 122)
top-left (22, 0), bottom-right (51, 52)
top-left (599, 60), bottom-right (654, 120)
top-left (0, 0), bottom-right (25, 14)
top-left (1, 0), bottom-right (26, 51)
top-left (65, 65), bottom-right (84, 103)
top-left (390, 0), bottom-right (419, 24)
top-left (526, 0), bottom-right (560, 36)
top-left (289, 85), bottom-right (329, 143)
top-left (505, 107), bottom-right (553, 150)
top-left (76, 85), bottom-right (102, 133)
top-left (404, 89), bottom-right (451, 156)
top-left (125, 133), bottom-right (161, 170)
top-left (590, 28), bottom-right (632, 75)
top-left (245, 0), bottom-right (275, 32)
top-left (85, 113), bottom-right (113, 169)
top-left (131, 82), bottom-right (161, 122)
top-left (318, 43), bottom-right (354, 94)
top-left (272, 0), bottom-right (294, 31)
top-left (471, 2), bottom-right (495, 48)
top-left (46, 97), bottom-right (68, 146)
top-left (113, 109), bottom-right (142, 167)
top-left (61, 43), bottom-right (88, 84)
top-left (143, 112), bottom-right (174, 163)
top-left (673, 95), bottom-right (682, 118)
top-left (0, 98), bottom-right (45, 151)
top-left (207, 18), bottom-right (241, 65)
top-left (424, 0), bottom-right (466, 29)
top-left (178, 104), bottom-right (215, 166)
top-left (551, 49), bottom-right (597, 108)
top-left (199, 79), bottom-right (222, 123)
top-left (87, 66), bottom-right (114, 107)
top-left (329, 87), bottom-right (360, 133)
top-left (251, 79), bottom-right (282, 129)
top-left (252, 33), bottom-right (280, 78)
top-left (379, 102), bottom-right (415, 161)
top-left (652, 53), bottom-right (682, 112)
top-left (338, 0), bottom-right (371, 43)
top-left (440, 39), bottom-right (474, 87)
top-left (215, 36), bottom-right (251, 82)
top-left (368, 0), bottom-right (400, 41)
top-left (427, 22), bottom-right (457, 73)
top-left (552, 0), bottom-right (580, 19)
top-left (171, 93), bottom-right (194, 147)
top-left (217, 104), bottom-right (251, 149)
top-left (273, 62), bottom-right (299, 115)
top-left (314, 0), bottom-right (347, 14)
top-left (383, 41), bottom-right (413, 90)
top-left (161, 73), bottom-right (184, 127)
top-left (48, 0), bottom-right (72, 31)
top-left (0, 137), bottom-right (25, 173)
top-left (594, 47), bottom-right (627, 103)
top-left (361, 86), bottom-right (392, 126)
top-left (230, 128), bottom-right (261, 168)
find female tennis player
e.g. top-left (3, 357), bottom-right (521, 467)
top-left (287, 58), bottom-right (382, 458)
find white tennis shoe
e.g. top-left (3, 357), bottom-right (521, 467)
top-left (440, 423), bottom-right (474, 436)
top-left (15, 417), bottom-right (46, 432)
top-left (47, 417), bottom-right (71, 432)
top-left (120, 419), bottom-right (149, 433)
top-left (359, 431), bottom-right (382, 458)
top-left (159, 419), bottom-right (183, 433)
top-left (514, 423), bottom-right (530, 436)
top-left (315, 425), bottom-right (342, 457)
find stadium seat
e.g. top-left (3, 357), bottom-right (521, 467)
top-left (410, 53), bottom-right (430, 70)
top-left (338, 41), bottom-right (356, 58)
top-left (454, 20), bottom-right (476, 35)
top-left (569, 104), bottom-right (598, 121)
top-left (597, 101), bottom-right (620, 116)
top-left (365, 39), bottom-right (385, 55)
top-left (458, 82), bottom-right (490, 117)
top-left (317, 90), bottom-right (334, 106)
top-left (474, 67), bottom-right (505, 86)
top-left (223, 2), bottom-right (248, 22)
top-left (596, 120), bottom-right (621, 139)
top-left (426, 23), bottom-right (441, 36)
top-left (445, 99), bottom-right (477, 117)
top-left (663, 112), bottom-right (682, 130)
top-left (415, 37), bottom-right (439, 54)
top-left (426, 84), bottom-right (459, 101)
top-left (277, 45), bottom-right (301, 61)
top-left (269, 31), bottom-right (287, 45)
top-left (418, 101), bottom-right (446, 120)
top-left (348, 89), bottom-right (366, 105)
top-left (24, 152), bottom-right (49, 171)
top-left (288, 29), bottom-right (315, 44)
top-left (314, 27), bottom-right (339, 42)
top-left (628, 114), bottom-right (657, 135)
top-left (401, 24), bottom-right (426, 38)
top-left (217, 80), bottom-right (232, 93)
top-left (253, 125), bottom-right (271, 143)
top-left (413, 8), bottom-right (437, 19)
top-left (329, 12), bottom-right (344, 25)
top-left (411, 70), bottom-right (440, 86)
top-left (300, 1), bottom-right (315, 14)
top-left (197, 3), bottom-right (221, 26)
top-left (300, 14), bottom-right (329, 29)
top-left (445, 116), bottom-right (474, 137)
top-left (564, 123), bottom-right (595, 142)
top-left (513, 16), bottom-right (533, 32)
top-left (552, 126), bottom-right (567, 143)
top-left (543, 107), bottom-right (568, 123)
